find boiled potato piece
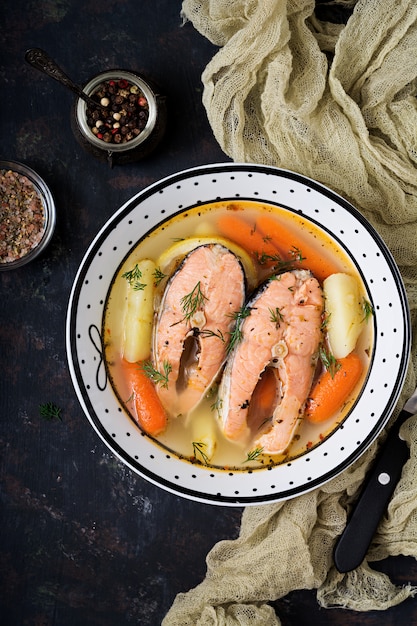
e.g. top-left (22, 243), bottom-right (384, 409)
top-left (122, 258), bottom-right (156, 363)
top-left (323, 273), bottom-right (365, 359)
top-left (190, 407), bottom-right (217, 463)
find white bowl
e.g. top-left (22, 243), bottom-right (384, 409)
top-left (66, 164), bottom-right (410, 505)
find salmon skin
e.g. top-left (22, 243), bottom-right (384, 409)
top-left (152, 244), bottom-right (246, 417)
top-left (217, 269), bottom-right (324, 454)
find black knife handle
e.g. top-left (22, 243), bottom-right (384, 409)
top-left (333, 409), bottom-right (411, 573)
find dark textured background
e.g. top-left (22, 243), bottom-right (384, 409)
top-left (1, 1), bottom-right (416, 624)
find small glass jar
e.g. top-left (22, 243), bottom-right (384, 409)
top-left (71, 70), bottom-right (167, 167)
top-left (0, 160), bottom-right (56, 271)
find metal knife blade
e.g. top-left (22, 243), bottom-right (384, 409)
top-left (333, 387), bottom-right (417, 573)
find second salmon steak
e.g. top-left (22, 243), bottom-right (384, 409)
top-left (217, 269), bottom-right (324, 454)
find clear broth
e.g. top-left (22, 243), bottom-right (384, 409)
top-left (103, 200), bottom-right (373, 470)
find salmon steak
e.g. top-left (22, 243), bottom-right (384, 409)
top-left (217, 269), bottom-right (324, 454)
top-left (153, 244), bottom-right (246, 417)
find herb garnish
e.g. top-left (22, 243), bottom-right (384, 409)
top-left (289, 246), bottom-right (305, 262)
top-left (320, 312), bottom-right (330, 331)
top-left (153, 267), bottom-right (167, 286)
top-left (362, 298), bottom-right (374, 322)
top-left (180, 281), bottom-right (207, 323)
top-left (142, 360), bottom-right (172, 388)
top-left (269, 307), bottom-right (284, 327)
top-left (122, 264), bottom-right (146, 291)
top-left (195, 328), bottom-right (226, 342)
top-left (319, 345), bottom-right (341, 378)
top-left (227, 305), bottom-right (252, 352)
top-left (244, 447), bottom-right (264, 462)
top-left (39, 402), bottom-right (62, 421)
top-left (257, 246), bottom-right (306, 270)
top-left (192, 441), bottom-right (210, 465)
top-left (257, 252), bottom-right (284, 266)
top-left (210, 396), bottom-right (223, 414)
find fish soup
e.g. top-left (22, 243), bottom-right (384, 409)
top-left (103, 200), bottom-right (373, 470)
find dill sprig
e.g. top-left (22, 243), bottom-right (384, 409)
top-left (180, 281), bottom-right (207, 323)
top-left (269, 306), bottom-right (284, 327)
top-left (289, 246), bottom-right (306, 262)
top-left (195, 328), bottom-right (226, 342)
top-left (153, 267), bottom-right (167, 286)
top-left (192, 441), bottom-right (210, 465)
top-left (244, 447), bottom-right (264, 462)
top-left (39, 402), bottom-right (62, 421)
top-left (142, 360), bottom-right (172, 389)
top-left (210, 396), bottom-right (223, 414)
top-left (257, 246), bottom-right (306, 270)
top-left (256, 251), bottom-right (283, 266)
top-left (122, 264), bottom-right (146, 291)
top-left (319, 345), bottom-right (341, 378)
top-left (362, 298), bottom-right (374, 322)
top-left (320, 312), bottom-right (330, 331)
top-left (227, 305), bottom-right (252, 353)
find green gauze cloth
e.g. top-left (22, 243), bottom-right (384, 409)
top-left (163, 1), bottom-right (417, 623)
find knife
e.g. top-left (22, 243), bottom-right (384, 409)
top-left (333, 387), bottom-right (417, 573)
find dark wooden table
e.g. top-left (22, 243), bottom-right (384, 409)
top-left (1, 2), bottom-right (416, 624)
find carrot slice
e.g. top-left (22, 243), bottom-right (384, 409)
top-left (217, 213), bottom-right (278, 263)
top-left (305, 352), bottom-right (364, 423)
top-left (255, 214), bottom-right (340, 282)
top-left (121, 358), bottom-right (167, 436)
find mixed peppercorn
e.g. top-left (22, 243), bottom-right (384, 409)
top-left (0, 169), bottom-right (45, 263)
top-left (86, 78), bottom-right (149, 145)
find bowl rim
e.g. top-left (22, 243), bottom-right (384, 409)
top-left (0, 159), bottom-right (56, 271)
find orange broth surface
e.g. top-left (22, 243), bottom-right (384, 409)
top-left (103, 200), bottom-right (373, 470)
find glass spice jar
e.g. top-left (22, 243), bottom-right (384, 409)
top-left (71, 70), bottom-right (167, 167)
top-left (0, 160), bottom-right (56, 270)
